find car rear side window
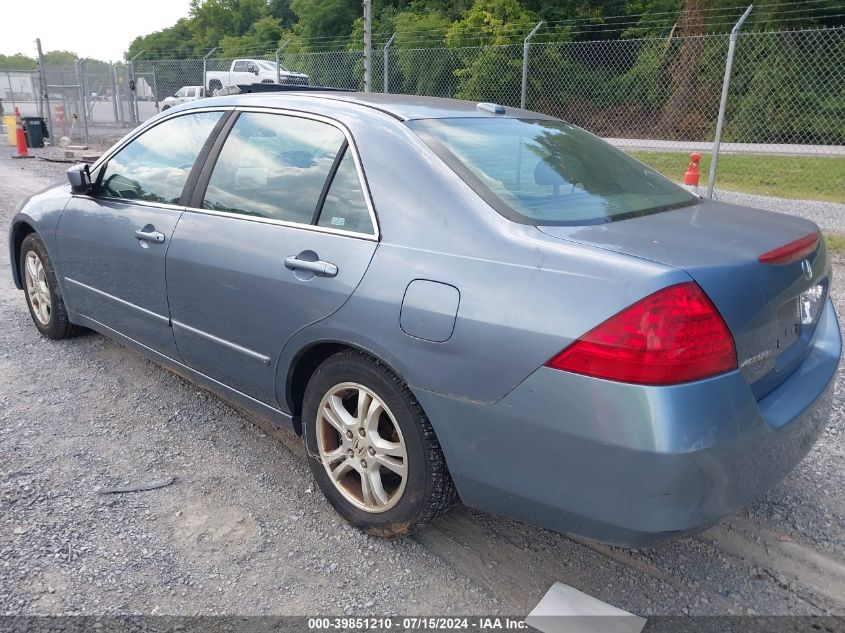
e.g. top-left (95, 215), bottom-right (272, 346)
top-left (202, 112), bottom-right (345, 225)
top-left (316, 149), bottom-right (374, 235)
top-left (408, 117), bottom-right (698, 226)
top-left (98, 111), bottom-right (223, 204)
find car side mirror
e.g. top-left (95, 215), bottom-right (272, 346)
top-left (67, 163), bottom-right (92, 194)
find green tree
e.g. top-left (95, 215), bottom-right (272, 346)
top-left (0, 53), bottom-right (37, 70)
top-left (446, 0), bottom-right (535, 105)
top-left (42, 51), bottom-right (79, 66)
top-left (269, 0), bottom-right (297, 28)
top-left (127, 19), bottom-right (196, 60)
top-left (219, 15), bottom-right (285, 56)
top-left (290, 0), bottom-right (361, 49)
top-left (446, 0), bottom-right (535, 47)
top-left (189, 0), bottom-right (270, 52)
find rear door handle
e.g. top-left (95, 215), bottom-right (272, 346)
top-left (284, 256), bottom-right (338, 278)
top-left (134, 226), bottom-right (166, 244)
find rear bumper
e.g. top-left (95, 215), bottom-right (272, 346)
top-left (414, 299), bottom-right (840, 547)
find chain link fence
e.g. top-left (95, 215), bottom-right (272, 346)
top-left (526, 35), bottom-right (729, 148)
top-left (13, 25), bottom-right (844, 166)
top-left (384, 27), bottom-right (843, 155)
top-left (727, 27), bottom-right (844, 150)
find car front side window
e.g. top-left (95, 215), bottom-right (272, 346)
top-left (201, 112), bottom-right (345, 225)
top-left (97, 111), bottom-right (223, 205)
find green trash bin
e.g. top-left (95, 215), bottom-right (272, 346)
top-left (22, 117), bottom-right (45, 148)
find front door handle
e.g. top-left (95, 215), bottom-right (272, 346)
top-left (135, 225), bottom-right (166, 244)
top-left (284, 255), bottom-right (338, 278)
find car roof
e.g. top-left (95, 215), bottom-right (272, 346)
top-left (213, 91), bottom-right (558, 122)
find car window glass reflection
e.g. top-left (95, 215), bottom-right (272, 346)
top-left (202, 113), bottom-right (345, 224)
top-left (99, 111), bottom-right (223, 205)
top-left (410, 118), bottom-right (698, 225)
top-left (317, 150), bottom-right (373, 235)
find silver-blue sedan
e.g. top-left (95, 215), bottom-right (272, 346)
top-left (8, 92), bottom-right (840, 546)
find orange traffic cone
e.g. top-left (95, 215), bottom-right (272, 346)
top-left (682, 152), bottom-right (701, 193)
top-left (12, 107), bottom-right (32, 159)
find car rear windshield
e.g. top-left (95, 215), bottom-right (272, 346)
top-left (407, 117), bottom-right (698, 226)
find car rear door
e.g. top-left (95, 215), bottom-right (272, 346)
top-left (164, 109), bottom-right (379, 406)
top-left (56, 109), bottom-right (228, 358)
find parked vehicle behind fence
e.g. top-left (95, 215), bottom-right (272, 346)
top-left (161, 86), bottom-right (205, 110)
top-left (206, 59), bottom-right (308, 94)
top-left (8, 92), bottom-right (840, 546)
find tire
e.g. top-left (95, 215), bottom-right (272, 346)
top-left (208, 80), bottom-right (222, 94)
top-left (161, 105), bottom-right (171, 111)
top-left (303, 350), bottom-right (457, 537)
top-left (19, 233), bottom-right (82, 340)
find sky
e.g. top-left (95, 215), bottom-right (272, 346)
top-left (1, 0), bottom-right (193, 61)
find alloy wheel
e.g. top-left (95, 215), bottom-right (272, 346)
top-left (316, 382), bottom-right (408, 513)
top-left (24, 251), bottom-right (51, 326)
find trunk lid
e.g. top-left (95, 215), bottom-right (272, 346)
top-left (538, 200), bottom-right (829, 398)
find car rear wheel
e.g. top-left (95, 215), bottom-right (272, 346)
top-left (20, 233), bottom-right (82, 340)
top-left (303, 350), bottom-right (456, 536)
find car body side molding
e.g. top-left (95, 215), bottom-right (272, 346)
top-left (64, 277), bottom-right (169, 324)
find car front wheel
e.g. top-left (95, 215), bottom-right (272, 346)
top-left (20, 233), bottom-right (81, 340)
top-left (303, 350), bottom-right (456, 536)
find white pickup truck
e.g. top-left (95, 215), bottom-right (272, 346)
top-left (161, 86), bottom-right (205, 110)
top-left (206, 59), bottom-right (309, 94)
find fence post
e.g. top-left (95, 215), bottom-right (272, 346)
top-left (275, 39), bottom-right (291, 84)
top-left (383, 33), bottom-right (396, 93)
top-left (363, 0), bottom-right (373, 92)
top-left (129, 60), bottom-right (137, 124)
top-left (36, 38), bottom-right (54, 144)
top-left (151, 64), bottom-right (159, 113)
top-left (110, 62), bottom-right (120, 123)
top-left (203, 47), bottom-right (217, 96)
top-left (128, 50), bottom-right (145, 125)
top-left (112, 63), bottom-right (124, 123)
top-left (75, 59), bottom-right (90, 148)
top-left (521, 21), bottom-right (544, 110)
top-left (706, 5), bottom-right (752, 199)
top-left (3, 71), bottom-right (16, 109)
top-left (78, 59), bottom-right (87, 121)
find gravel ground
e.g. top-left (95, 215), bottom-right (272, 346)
top-left (1, 152), bottom-right (844, 618)
top-left (714, 189), bottom-right (845, 233)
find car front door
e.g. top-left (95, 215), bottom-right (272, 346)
top-left (56, 110), bottom-right (228, 358)
top-left (165, 110), bottom-right (379, 405)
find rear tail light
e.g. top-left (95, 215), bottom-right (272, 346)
top-left (546, 282), bottom-right (736, 385)
top-left (758, 232), bottom-right (819, 265)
